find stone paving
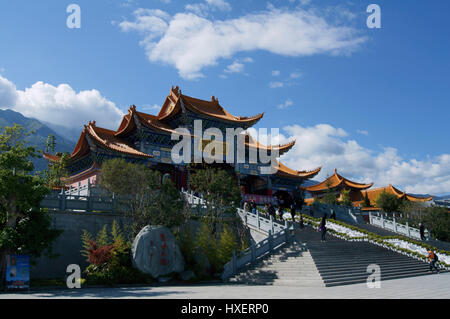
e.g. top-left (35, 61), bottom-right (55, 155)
top-left (1, 272), bottom-right (449, 299)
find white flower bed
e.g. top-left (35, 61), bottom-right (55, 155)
top-left (385, 239), bottom-right (450, 265)
top-left (326, 222), bottom-right (367, 238)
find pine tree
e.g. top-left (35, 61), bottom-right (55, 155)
top-left (96, 225), bottom-right (110, 246)
top-left (363, 191), bottom-right (371, 207)
top-left (217, 225), bottom-right (237, 268)
top-left (80, 229), bottom-right (93, 260)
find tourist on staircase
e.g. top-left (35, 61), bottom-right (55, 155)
top-left (290, 203), bottom-right (296, 222)
top-left (419, 223), bottom-right (425, 241)
top-left (268, 203), bottom-right (276, 220)
top-left (298, 213), bottom-right (305, 229)
top-left (275, 205), bottom-right (282, 221)
top-left (243, 201), bottom-right (249, 213)
top-left (319, 214), bottom-right (327, 242)
top-left (330, 208), bottom-right (336, 220)
top-left (427, 249), bottom-right (439, 274)
top-left (251, 199), bottom-right (257, 214)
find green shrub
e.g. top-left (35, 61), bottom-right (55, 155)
top-left (81, 221), bottom-right (153, 286)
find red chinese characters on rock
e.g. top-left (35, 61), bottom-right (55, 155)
top-left (160, 233), bottom-right (168, 266)
top-left (149, 240), bottom-right (154, 264)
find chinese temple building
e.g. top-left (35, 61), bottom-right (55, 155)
top-left (303, 169), bottom-right (373, 205)
top-left (44, 86), bottom-right (321, 206)
top-left (356, 184), bottom-right (434, 211)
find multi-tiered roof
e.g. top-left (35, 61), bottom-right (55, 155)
top-left (45, 86), bottom-right (320, 181)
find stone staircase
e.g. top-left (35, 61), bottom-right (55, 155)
top-left (228, 240), bottom-right (325, 287)
top-left (296, 226), bottom-right (437, 287)
top-left (227, 224), bottom-right (439, 287)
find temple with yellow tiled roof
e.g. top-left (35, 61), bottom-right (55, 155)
top-left (44, 86), bottom-right (320, 206)
top-left (357, 184), bottom-right (434, 211)
top-left (302, 169), bottom-right (373, 205)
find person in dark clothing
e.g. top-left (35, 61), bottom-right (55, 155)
top-left (419, 223), bottom-right (425, 240)
top-left (319, 214), bottom-right (327, 242)
top-left (268, 203), bottom-right (276, 220)
top-left (298, 213), bottom-right (304, 229)
top-left (427, 249), bottom-right (439, 273)
top-left (251, 200), bottom-right (257, 214)
top-left (290, 203), bottom-right (296, 222)
top-left (276, 205), bottom-right (282, 220)
top-left (330, 209), bottom-right (336, 220)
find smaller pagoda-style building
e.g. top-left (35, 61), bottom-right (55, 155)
top-left (357, 184), bottom-right (434, 211)
top-left (302, 169), bottom-right (373, 205)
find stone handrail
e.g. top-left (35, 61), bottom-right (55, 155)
top-left (222, 209), bottom-right (294, 280)
top-left (40, 192), bottom-right (129, 213)
top-left (369, 213), bottom-right (428, 240)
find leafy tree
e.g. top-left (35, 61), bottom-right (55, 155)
top-left (99, 158), bottom-right (161, 236)
top-left (320, 177), bottom-right (338, 206)
top-left (340, 188), bottom-right (352, 207)
top-left (421, 206), bottom-right (450, 242)
top-left (45, 152), bottom-right (70, 189)
top-left (100, 158), bottom-right (187, 236)
top-left (189, 167), bottom-right (242, 235)
top-left (375, 190), bottom-right (402, 213)
top-left (0, 124), bottom-right (61, 288)
top-left (145, 178), bottom-right (185, 230)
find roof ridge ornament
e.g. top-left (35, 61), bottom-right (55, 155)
top-left (171, 85), bottom-right (180, 97)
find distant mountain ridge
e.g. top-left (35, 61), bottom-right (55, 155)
top-left (0, 109), bottom-right (75, 171)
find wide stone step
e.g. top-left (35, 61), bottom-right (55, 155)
top-left (237, 270), bottom-right (322, 277)
top-left (229, 278), bottom-right (325, 287)
top-left (324, 271), bottom-right (433, 287)
top-left (317, 263), bottom-right (429, 275)
top-left (313, 260), bottom-right (423, 270)
top-left (313, 258), bottom-right (426, 267)
top-left (321, 267), bottom-right (430, 282)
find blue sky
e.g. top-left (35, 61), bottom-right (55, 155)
top-left (0, 0), bottom-right (449, 194)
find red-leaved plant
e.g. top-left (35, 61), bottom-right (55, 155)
top-left (86, 240), bottom-right (114, 266)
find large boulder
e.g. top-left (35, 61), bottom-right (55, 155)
top-left (131, 225), bottom-right (184, 278)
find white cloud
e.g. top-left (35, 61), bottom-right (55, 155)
top-left (186, 0), bottom-right (231, 17)
top-left (277, 99), bottom-right (293, 109)
top-left (269, 81), bottom-right (284, 88)
top-left (272, 70), bottom-right (280, 76)
top-left (0, 75), bottom-right (18, 108)
top-left (0, 75), bottom-right (124, 130)
top-left (119, 6), bottom-right (367, 79)
top-left (290, 72), bottom-right (302, 79)
top-left (223, 57), bottom-right (253, 74)
top-left (206, 0), bottom-right (231, 11)
top-left (269, 123), bottom-right (450, 195)
top-left (224, 61), bottom-right (245, 74)
top-left (357, 129), bottom-right (368, 136)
